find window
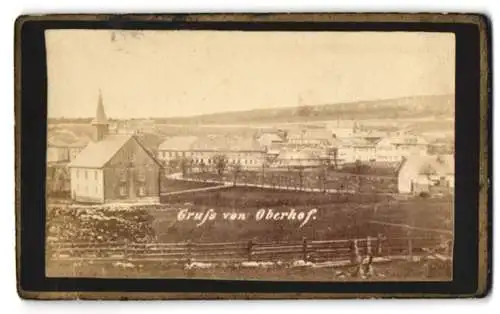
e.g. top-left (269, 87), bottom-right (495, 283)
top-left (95, 186), bottom-right (98, 194)
top-left (84, 170), bottom-right (88, 180)
top-left (136, 169), bottom-right (146, 182)
top-left (138, 186), bottom-right (146, 196)
top-left (76, 169), bottom-right (79, 179)
top-left (120, 185), bottom-right (127, 196)
top-left (119, 170), bottom-right (127, 182)
top-left (94, 171), bottom-right (97, 180)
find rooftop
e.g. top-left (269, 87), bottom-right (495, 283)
top-left (68, 134), bottom-right (133, 168)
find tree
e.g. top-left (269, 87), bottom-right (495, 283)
top-left (168, 158), bottom-right (180, 173)
top-left (231, 162), bottom-right (242, 186)
top-left (297, 105), bottom-right (313, 117)
top-left (213, 154), bottom-right (228, 178)
top-left (179, 157), bottom-right (193, 177)
top-left (260, 160), bottom-right (269, 185)
top-left (199, 160), bottom-right (207, 180)
top-left (298, 167), bottom-right (305, 190)
top-left (317, 160), bottom-right (328, 192)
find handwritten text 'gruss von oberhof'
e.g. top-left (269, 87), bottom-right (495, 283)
top-left (177, 208), bottom-right (318, 228)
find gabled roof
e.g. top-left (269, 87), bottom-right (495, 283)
top-left (48, 133), bottom-right (90, 148)
top-left (399, 155), bottom-right (454, 176)
top-left (158, 136), bottom-right (199, 151)
top-left (68, 134), bottom-right (132, 168)
top-left (288, 129), bottom-right (333, 140)
top-left (192, 135), bottom-right (264, 152)
top-left (258, 133), bottom-right (284, 142)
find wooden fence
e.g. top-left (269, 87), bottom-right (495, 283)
top-left (47, 235), bottom-right (452, 265)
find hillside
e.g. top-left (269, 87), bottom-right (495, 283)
top-left (153, 94), bottom-right (454, 125)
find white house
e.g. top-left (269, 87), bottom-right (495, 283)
top-left (377, 135), bottom-right (429, 162)
top-left (256, 133), bottom-right (284, 149)
top-left (397, 155), bottom-right (454, 194)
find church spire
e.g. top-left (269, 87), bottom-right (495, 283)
top-left (91, 89), bottom-right (109, 141)
top-left (92, 89), bottom-right (108, 125)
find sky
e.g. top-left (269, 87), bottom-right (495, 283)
top-left (46, 30), bottom-right (455, 119)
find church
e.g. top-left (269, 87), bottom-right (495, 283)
top-left (68, 92), bottom-right (163, 204)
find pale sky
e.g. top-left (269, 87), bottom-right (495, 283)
top-left (46, 30), bottom-right (455, 119)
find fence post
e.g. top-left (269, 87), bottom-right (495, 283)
top-left (366, 236), bottom-right (372, 256)
top-left (123, 239), bottom-right (128, 261)
top-left (407, 237), bottom-right (413, 261)
top-left (247, 240), bottom-right (253, 262)
top-left (302, 237), bottom-right (308, 262)
top-left (376, 234), bottom-right (383, 256)
top-left (350, 239), bottom-right (361, 265)
top-left (445, 239), bottom-right (453, 257)
top-left (187, 240), bottom-right (192, 264)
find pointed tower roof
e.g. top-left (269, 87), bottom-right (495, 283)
top-left (92, 90), bottom-right (108, 125)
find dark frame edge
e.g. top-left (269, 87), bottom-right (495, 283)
top-left (475, 12), bottom-right (493, 299)
top-left (14, 14), bottom-right (27, 300)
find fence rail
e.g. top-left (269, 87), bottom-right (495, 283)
top-left (47, 235), bottom-right (452, 265)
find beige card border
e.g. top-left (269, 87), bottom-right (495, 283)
top-left (14, 13), bottom-right (490, 300)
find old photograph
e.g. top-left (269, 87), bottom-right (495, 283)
top-left (45, 29), bottom-right (455, 281)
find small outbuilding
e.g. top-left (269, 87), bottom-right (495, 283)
top-left (397, 155), bottom-right (455, 194)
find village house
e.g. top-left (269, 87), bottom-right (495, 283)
top-left (337, 138), bottom-right (378, 164)
top-left (68, 92), bottom-right (162, 204)
top-left (273, 148), bottom-right (329, 168)
top-left (157, 136), bottom-right (199, 165)
top-left (256, 132), bottom-right (285, 150)
top-left (158, 135), bottom-right (267, 170)
top-left (376, 134), bottom-right (429, 162)
top-left (397, 155), bottom-right (454, 194)
top-left (287, 129), bottom-right (335, 147)
top-left (47, 133), bottom-right (90, 163)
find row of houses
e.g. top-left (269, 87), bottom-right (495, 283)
top-left (155, 127), bottom-right (431, 170)
top-left (47, 92), bottom-right (454, 203)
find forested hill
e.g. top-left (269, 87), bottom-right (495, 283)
top-left (153, 94), bottom-right (454, 125)
top-left (48, 94), bottom-right (454, 125)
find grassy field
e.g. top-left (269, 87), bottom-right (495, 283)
top-left (46, 186), bottom-right (452, 280)
top-left (160, 178), bottom-right (220, 193)
top-left (47, 187), bottom-right (452, 244)
top-left (46, 258), bottom-right (452, 281)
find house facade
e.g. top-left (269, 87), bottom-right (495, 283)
top-left (376, 135), bottom-right (429, 162)
top-left (287, 129), bottom-right (334, 146)
top-left (158, 135), bottom-right (267, 170)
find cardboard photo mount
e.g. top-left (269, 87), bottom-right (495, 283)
top-left (15, 13), bottom-right (491, 300)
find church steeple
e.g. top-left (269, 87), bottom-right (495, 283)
top-left (91, 89), bottom-right (109, 142)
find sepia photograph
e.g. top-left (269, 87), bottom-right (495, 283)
top-left (44, 29), bottom-right (455, 282)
